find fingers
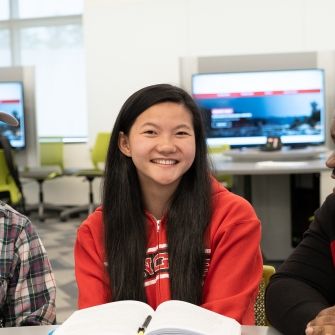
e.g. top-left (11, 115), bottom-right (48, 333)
top-left (318, 307), bottom-right (335, 316)
top-left (306, 324), bottom-right (335, 335)
top-left (306, 312), bottom-right (335, 335)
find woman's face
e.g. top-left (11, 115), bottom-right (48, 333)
top-left (118, 102), bottom-right (196, 194)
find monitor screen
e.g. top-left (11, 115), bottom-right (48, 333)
top-left (0, 82), bottom-right (26, 150)
top-left (192, 69), bottom-right (326, 148)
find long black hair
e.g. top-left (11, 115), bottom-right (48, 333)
top-left (103, 84), bottom-right (212, 305)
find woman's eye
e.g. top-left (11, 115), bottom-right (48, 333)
top-left (176, 131), bottom-right (189, 136)
top-left (144, 130), bottom-right (156, 135)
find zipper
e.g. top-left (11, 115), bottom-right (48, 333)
top-left (156, 219), bottom-right (161, 232)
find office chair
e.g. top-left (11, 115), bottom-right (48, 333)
top-left (0, 149), bottom-right (23, 207)
top-left (0, 135), bottom-right (25, 212)
top-left (208, 144), bottom-right (233, 189)
top-left (60, 132), bottom-right (111, 221)
top-left (21, 140), bottom-right (65, 221)
top-left (254, 265), bottom-right (276, 326)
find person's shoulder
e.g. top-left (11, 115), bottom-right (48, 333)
top-left (313, 193), bottom-right (335, 232)
top-left (0, 201), bottom-right (33, 245)
top-left (210, 177), bottom-right (259, 230)
top-left (0, 200), bottom-right (30, 229)
top-left (210, 176), bottom-right (233, 199)
top-left (78, 206), bottom-right (103, 235)
top-left (315, 193), bottom-right (335, 219)
top-left (210, 176), bottom-right (253, 209)
top-left (323, 192), bottom-right (335, 207)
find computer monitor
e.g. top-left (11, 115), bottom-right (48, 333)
top-left (192, 68), bottom-right (326, 148)
top-left (0, 81), bottom-right (26, 150)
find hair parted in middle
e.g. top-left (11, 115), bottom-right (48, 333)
top-left (103, 83), bottom-right (212, 304)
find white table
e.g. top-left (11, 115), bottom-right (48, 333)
top-left (211, 152), bottom-right (329, 175)
top-left (242, 326), bottom-right (282, 334)
top-left (0, 325), bottom-right (283, 334)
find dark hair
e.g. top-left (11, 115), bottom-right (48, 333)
top-left (103, 83), bottom-right (212, 304)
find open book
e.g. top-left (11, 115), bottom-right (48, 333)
top-left (53, 300), bottom-right (241, 335)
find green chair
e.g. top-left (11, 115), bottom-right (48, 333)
top-left (0, 149), bottom-right (22, 206)
top-left (90, 132), bottom-right (111, 170)
top-left (21, 139), bottom-right (65, 221)
top-left (208, 144), bottom-right (233, 189)
top-left (254, 265), bottom-right (276, 326)
top-left (60, 132), bottom-right (111, 221)
top-left (0, 135), bottom-right (25, 212)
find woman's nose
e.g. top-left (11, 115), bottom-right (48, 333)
top-left (156, 137), bottom-right (177, 153)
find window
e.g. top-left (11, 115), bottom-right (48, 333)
top-left (18, 0), bottom-right (83, 18)
top-left (21, 25), bottom-right (86, 137)
top-left (0, 29), bottom-right (10, 66)
top-left (0, 0), bottom-right (9, 20)
top-left (0, 0), bottom-right (86, 140)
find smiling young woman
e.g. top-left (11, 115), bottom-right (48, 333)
top-left (74, 84), bottom-right (263, 325)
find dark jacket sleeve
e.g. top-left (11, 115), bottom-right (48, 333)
top-left (265, 193), bottom-right (335, 335)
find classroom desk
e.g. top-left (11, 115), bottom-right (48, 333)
top-left (242, 326), bottom-right (282, 335)
top-left (210, 153), bottom-right (330, 260)
top-left (0, 325), bottom-right (283, 334)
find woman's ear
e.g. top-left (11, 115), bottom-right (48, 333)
top-left (118, 131), bottom-right (132, 157)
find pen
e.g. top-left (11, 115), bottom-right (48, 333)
top-left (137, 315), bottom-right (152, 335)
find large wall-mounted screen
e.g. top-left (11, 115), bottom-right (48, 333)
top-left (0, 82), bottom-right (26, 150)
top-left (192, 69), bottom-right (326, 148)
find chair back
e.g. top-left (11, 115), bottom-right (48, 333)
top-left (91, 132), bottom-right (111, 170)
top-left (40, 139), bottom-right (64, 170)
top-left (254, 265), bottom-right (276, 326)
top-left (0, 149), bottom-right (22, 204)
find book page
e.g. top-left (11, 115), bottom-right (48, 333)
top-left (147, 300), bottom-right (241, 335)
top-left (54, 300), bottom-right (154, 335)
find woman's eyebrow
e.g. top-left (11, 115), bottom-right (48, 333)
top-left (139, 123), bottom-right (193, 130)
top-left (139, 122), bottom-right (159, 128)
top-left (174, 124), bottom-right (193, 130)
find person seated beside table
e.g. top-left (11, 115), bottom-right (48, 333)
top-left (265, 117), bottom-right (335, 335)
top-left (0, 111), bottom-right (56, 326)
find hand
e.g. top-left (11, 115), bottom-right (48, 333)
top-left (305, 306), bottom-right (335, 335)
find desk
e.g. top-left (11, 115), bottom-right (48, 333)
top-left (242, 326), bottom-right (282, 335)
top-left (0, 325), bottom-right (57, 334)
top-left (211, 153), bottom-right (329, 175)
top-left (0, 325), bottom-right (282, 334)
top-left (210, 153), bottom-right (330, 260)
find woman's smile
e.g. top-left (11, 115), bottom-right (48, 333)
top-left (151, 159), bottom-right (178, 165)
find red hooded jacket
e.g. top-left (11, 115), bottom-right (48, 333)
top-left (74, 178), bottom-right (262, 324)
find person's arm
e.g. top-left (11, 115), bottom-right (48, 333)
top-left (265, 194), bottom-right (335, 335)
top-left (201, 195), bottom-right (263, 325)
top-left (75, 221), bottom-right (111, 309)
top-left (5, 219), bottom-right (56, 326)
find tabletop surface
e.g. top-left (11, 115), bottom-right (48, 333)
top-left (210, 152), bottom-right (330, 175)
top-left (0, 325), bottom-right (283, 334)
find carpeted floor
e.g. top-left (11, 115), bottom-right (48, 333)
top-left (33, 216), bottom-right (81, 324)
